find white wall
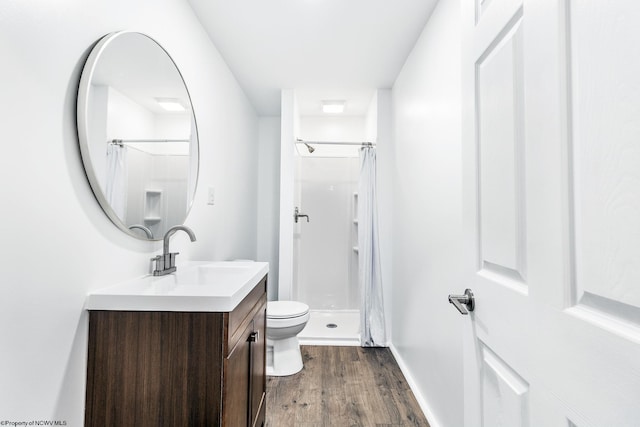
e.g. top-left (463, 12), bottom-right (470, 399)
top-left (106, 86), bottom-right (157, 141)
top-left (390, 0), bottom-right (463, 426)
top-left (277, 90), bottom-right (299, 300)
top-left (374, 89), bottom-right (394, 346)
top-left (365, 91), bottom-right (378, 142)
top-left (154, 113), bottom-right (191, 141)
top-left (257, 117), bottom-right (281, 300)
top-left (299, 116), bottom-right (367, 142)
top-left (0, 0), bottom-right (258, 424)
top-left (297, 116), bottom-right (367, 158)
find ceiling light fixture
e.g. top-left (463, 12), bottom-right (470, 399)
top-left (156, 98), bottom-right (186, 112)
top-left (322, 100), bottom-right (346, 114)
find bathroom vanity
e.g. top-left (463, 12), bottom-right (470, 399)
top-left (84, 262), bottom-right (268, 427)
top-left (77, 32), bottom-right (269, 425)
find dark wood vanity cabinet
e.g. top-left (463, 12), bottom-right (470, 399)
top-left (223, 306), bottom-right (266, 427)
top-left (85, 276), bottom-right (267, 427)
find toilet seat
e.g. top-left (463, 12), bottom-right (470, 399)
top-left (267, 301), bottom-right (309, 319)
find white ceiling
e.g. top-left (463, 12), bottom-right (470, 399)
top-left (187, 0), bottom-right (438, 116)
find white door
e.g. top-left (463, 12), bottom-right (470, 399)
top-left (460, 1), bottom-right (640, 426)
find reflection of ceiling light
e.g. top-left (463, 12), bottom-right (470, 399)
top-left (156, 98), bottom-right (186, 112)
top-left (322, 100), bottom-right (345, 114)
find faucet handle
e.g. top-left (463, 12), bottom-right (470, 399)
top-left (166, 252), bottom-right (180, 270)
top-left (151, 255), bottom-right (164, 273)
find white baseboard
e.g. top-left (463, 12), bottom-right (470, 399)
top-left (389, 343), bottom-right (443, 427)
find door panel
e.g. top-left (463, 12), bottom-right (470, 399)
top-left (570, 1), bottom-right (640, 318)
top-left (463, 0), bottom-right (640, 426)
top-left (480, 343), bottom-right (529, 427)
top-left (476, 11), bottom-right (526, 284)
top-left (475, 0), bottom-right (495, 22)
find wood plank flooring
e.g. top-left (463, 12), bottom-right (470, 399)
top-left (266, 346), bottom-right (431, 427)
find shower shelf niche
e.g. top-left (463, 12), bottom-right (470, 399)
top-left (144, 190), bottom-right (162, 222)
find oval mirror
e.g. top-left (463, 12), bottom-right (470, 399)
top-left (77, 31), bottom-right (199, 240)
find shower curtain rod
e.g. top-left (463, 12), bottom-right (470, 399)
top-left (109, 138), bottom-right (190, 145)
top-left (296, 138), bottom-right (375, 147)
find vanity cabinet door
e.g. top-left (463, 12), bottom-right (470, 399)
top-left (84, 311), bottom-right (224, 426)
top-left (223, 319), bottom-right (252, 427)
top-left (223, 301), bottom-right (266, 427)
top-left (250, 305), bottom-right (266, 427)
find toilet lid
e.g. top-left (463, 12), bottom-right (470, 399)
top-left (267, 301), bottom-right (309, 319)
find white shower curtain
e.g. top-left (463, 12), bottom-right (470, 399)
top-left (105, 143), bottom-right (128, 220)
top-left (358, 146), bottom-right (386, 347)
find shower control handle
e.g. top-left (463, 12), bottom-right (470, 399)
top-left (294, 207), bottom-right (310, 223)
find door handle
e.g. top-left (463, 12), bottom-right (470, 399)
top-left (448, 289), bottom-right (475, 315)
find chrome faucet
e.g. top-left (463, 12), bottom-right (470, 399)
top-left (128, 224), bottom-right (154, 239)
top-left (152, 225), bottom-right (197, 276)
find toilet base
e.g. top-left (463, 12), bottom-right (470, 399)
top-left (266, 336), bottom-right (304, 376)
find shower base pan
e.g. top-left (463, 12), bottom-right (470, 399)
top-left (298, 309), bottom-right (360, 346)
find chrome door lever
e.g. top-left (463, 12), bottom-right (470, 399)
top-left (448, 289), bottom-right (475, 315)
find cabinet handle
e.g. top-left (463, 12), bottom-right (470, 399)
top-left (249, 331), bottom-right (259, 342)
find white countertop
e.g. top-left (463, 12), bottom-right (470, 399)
top-left (85, 261), bottom-right (269, 312)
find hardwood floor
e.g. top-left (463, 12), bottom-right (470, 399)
top-left (266, 346), bottom-right (431, 427)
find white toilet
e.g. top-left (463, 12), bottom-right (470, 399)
top-left (266, 300), bottom-right (310, 376)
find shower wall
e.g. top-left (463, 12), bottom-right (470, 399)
top-left (293, 155), bottom-right (360, 310)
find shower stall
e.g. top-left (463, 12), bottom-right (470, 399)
top-left (277, 89), bottom-right (389, 347)
top-left (293, 141), bottom-right (362, 345)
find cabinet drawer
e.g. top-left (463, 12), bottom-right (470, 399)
top-left (226, 275), bottom-right (267, 355)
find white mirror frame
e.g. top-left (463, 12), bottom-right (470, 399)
top-left (77, 31), bottom-right (199, 240)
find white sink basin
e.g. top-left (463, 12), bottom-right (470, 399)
top-left (85, 261), bottom-right (268, 312)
